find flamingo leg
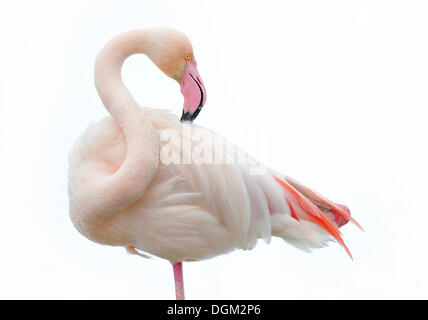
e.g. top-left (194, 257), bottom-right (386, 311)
top-left (173, 262), bottom-right (185, 300)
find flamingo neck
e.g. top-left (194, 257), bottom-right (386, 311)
top-left (94, 30), bottom-right (151, 124)
top-left (79, 30), bottom-right (159, 241)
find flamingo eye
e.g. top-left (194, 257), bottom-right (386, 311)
top-left (185, 54), bottom-right (190, 60)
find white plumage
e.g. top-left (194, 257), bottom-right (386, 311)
top-left (69, 109), bottom-right (349, 263)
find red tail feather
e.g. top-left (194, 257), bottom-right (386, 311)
top-left (284, 176), bottom-right (364, 231)
top-left (274, 175), bottom-right (353, 259)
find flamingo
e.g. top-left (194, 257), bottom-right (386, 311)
top-left (68, 27), bottom-right (362, 300)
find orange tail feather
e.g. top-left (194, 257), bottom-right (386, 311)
top-left (285, 176), bottom-right (364, 231)
top-left (274, 175), bottom-right (353, 259)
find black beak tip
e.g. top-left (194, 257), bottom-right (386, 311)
top-left (180, 111), bottom-right (196, 123)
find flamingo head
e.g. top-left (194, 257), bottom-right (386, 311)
top-left (145, 28), bottom-right (207, 123)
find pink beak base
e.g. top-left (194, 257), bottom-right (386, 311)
top-left (180, 60), bottom-right (207, 122)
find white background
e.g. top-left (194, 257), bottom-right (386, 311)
top-left (1, 0), bottom-right (427, 299)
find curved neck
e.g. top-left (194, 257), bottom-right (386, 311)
top-left (95, 30), bottom-right (151, 123)
top-left (84, 30), bottom-right (159, 238)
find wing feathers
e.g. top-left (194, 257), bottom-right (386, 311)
top-left (273, 175), bottom-right (353, 259)
top-left (285, 176), bottom-right (363, 231)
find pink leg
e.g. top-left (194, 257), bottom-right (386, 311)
top-left (173, 262), bottom-right (185, 300)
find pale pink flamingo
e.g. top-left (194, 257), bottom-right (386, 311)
top-left (68, 27), bottom-right (362, 300)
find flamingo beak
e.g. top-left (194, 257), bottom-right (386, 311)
top-left (180, 60), bottom-right (206, 122)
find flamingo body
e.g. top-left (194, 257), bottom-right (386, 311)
top-left (69, 109), bottom-right (358, 263)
